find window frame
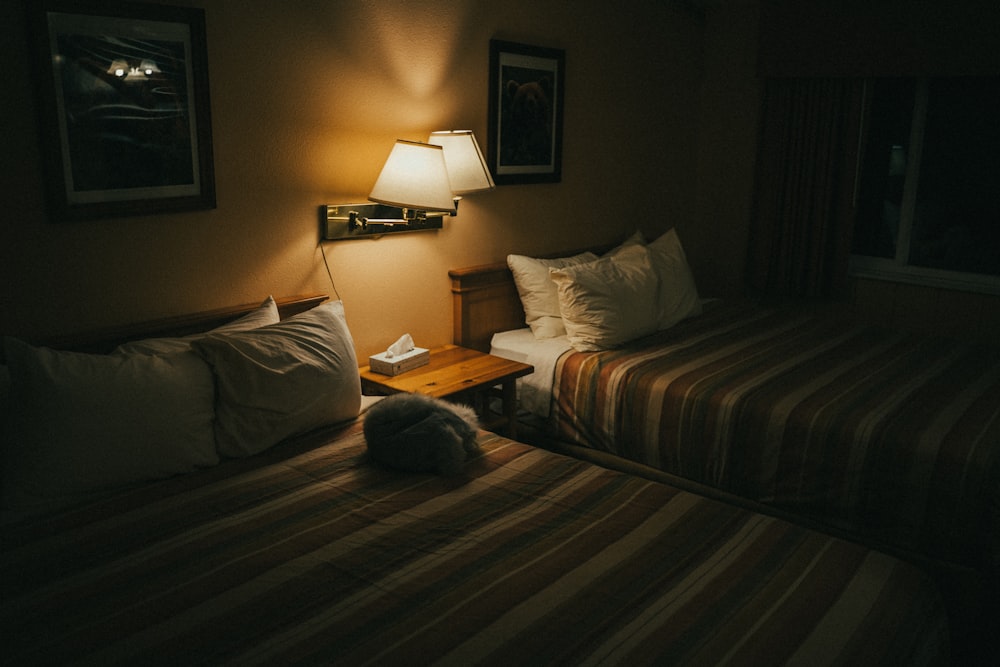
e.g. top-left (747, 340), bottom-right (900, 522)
top-left (848, 77), bottom-right (1000, 296)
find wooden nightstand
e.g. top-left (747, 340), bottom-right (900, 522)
top-left (359, 344), bottom-right (534, 438)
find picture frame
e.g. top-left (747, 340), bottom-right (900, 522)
top-left (29, 0), bottom-right (216, 222)
top-left (488, 39), bottom-right (565, 185)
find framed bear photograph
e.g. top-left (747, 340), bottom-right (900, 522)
top-left (488, 39), bottom-right (565, 185)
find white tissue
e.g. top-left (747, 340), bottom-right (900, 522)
top-left (386, 333), bottom-right (415, 358)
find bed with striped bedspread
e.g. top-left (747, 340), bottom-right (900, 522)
top-left (1, 419), bottom-right (947, 665)
top-left (552, 299), bottom-right (1000, 576)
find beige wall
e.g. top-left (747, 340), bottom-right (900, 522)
top-left (848, 277), bottom-right (1000, 344)
top-left (688, 0), bottom-right (760, 298)
top-left (0, 0), bottom-right (709, 360)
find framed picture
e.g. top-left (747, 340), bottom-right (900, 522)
top-left (488, 39), bottom-right (565, 185)
top-left (29, 0), bottom-right (215, 222)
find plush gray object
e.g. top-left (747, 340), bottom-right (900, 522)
top-left (363, 393), bottom-right (480, 475)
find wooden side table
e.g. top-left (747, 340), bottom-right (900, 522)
top-left (359, 344), bottom-right (534, 438)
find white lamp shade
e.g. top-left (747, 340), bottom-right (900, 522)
top-left (428, 130), bottom-right (495, 194)
top-left (368, 140), bottom-right (456, 212)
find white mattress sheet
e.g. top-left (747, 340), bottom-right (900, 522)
top-left (490, 329), bottom-right (572, 417)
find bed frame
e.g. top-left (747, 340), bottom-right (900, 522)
top-left (448, 261), bottom-right (841, 513)
top-left (8, 294), bottom-right (329, 355)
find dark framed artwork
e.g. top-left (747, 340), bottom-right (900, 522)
top-left (29, 0), bottom-right (215, 221)
top-left (488, 39), bottom-right (565, 185)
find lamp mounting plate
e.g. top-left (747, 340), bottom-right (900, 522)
top-left (321, 203), bottom-right (443, 241)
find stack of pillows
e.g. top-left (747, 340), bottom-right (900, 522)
top-left (507, 228), bottom-right (703, 351)
top-left (0, 297), bottom-right (361, 511)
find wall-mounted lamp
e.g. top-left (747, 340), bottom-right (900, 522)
top-left (322, 131), bottom-right (493, 241)
top-left (369, 139), bottom-right (456, 218)
top-left (428, 130), bottom-right (495, 201)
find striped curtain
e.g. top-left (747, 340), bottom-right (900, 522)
top-left (746, 78), bottom-right (866, 298)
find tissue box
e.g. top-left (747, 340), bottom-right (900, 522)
top-left (368, 347), bottom-right (430, 376)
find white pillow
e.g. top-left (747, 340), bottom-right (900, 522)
top-left (550, 244), bottom-right (660, 351)
top-left (116, 295), bottom-right (279, 355)
top-left (507, 252), bottom-right (598, 339)
top-left (192, 301), bottom-right (362, 458)
top-left (1, 338), bottom-right (218, 509)
top-left (647, 229), bottom-right (702, 329)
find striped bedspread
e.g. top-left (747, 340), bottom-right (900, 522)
top-left (553, 299), bottom-right (1000, 575)
top-left (1, 419), bottom-right (948, 665)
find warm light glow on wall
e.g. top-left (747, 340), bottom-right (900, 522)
top-left (309, 4), bottom-right (475, 193)
top-left (365, 4), bottom-right (465, 111)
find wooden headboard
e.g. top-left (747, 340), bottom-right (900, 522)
top-left (10, 294), bottom-right (329, 355)
top-left (449, 263), bottom-right (524, 353)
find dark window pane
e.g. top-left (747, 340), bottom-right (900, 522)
top-left (909, 76), bottom-right (1000, 275)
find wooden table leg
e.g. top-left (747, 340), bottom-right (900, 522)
top-left (501, 379), bottom-right (517, 439)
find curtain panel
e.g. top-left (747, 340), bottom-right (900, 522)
top-left (747, 78), bottom-right (865, 298)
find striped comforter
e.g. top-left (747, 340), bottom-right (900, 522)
top-left (553, 299), bottom-right (1000, 574)
top-left (1, 420), bottom-right (948, 665)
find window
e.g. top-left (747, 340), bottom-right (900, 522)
top-left (850, 76), bottom-right (1000, 294)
